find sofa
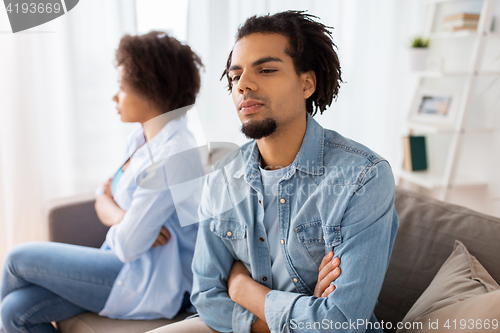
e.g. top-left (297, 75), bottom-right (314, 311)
top-left (47, 187), bottom-right (500, 333)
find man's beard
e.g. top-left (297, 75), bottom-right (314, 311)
top-left (241, 117), bottom-right (277, 140)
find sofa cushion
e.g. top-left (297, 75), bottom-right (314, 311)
top-left (396, 240), bottom-right (500, 333)
top-left (57, 312), bottom-right (190, 333)
top-left (375, 187), bottom-right (500, 331)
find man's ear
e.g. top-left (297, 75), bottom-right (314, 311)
top-left (301, 70), bottom-right (317, 100)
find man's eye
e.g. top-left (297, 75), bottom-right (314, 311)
top-left (261, 69), bottom-right (276, 74)
top-left (232, 75), bottom-right (240, 81)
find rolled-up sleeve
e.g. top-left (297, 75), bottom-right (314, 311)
top-left (264, 161), bottom-right (399, 333)
top-left (190, 218), bottom-right (238, 332)
top-left (191, 173), bottom-right (248, 333)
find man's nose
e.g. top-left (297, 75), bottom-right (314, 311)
top-left (112, 93), bottom-right (118, 103)
top-left (236, 72), bottom-right (257, 93)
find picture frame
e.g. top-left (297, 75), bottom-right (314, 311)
top-left (409, 88), bottom-right (461, 128)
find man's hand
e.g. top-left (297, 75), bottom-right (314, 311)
top-left (152, 226), bottom-right (171, 248)
top-left (313, 251), bottom-right (341, 298)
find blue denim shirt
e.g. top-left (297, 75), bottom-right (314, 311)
top-left (191, 114), bottom-right (399, 333)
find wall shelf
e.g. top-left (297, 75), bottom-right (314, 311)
top-left (399, 0), bottom-right (498, 201)
top-left (399, 170), bottom-right (487, 189)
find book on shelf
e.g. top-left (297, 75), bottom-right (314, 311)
top-left (445, 21), bottom-right (478, 29)
top-left (445, 18), bottom-right (479, 26)
top-left (403, 135), bottom-right (428, 172)
top-left (444, 13), bottom-right (479, 32)
top-left (444, 13), bottom-right (480, 22)
top-left (447, 26), bottom-right (478, 32)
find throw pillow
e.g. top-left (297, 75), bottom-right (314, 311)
top-left (396, 240), bottom-right (500, 333)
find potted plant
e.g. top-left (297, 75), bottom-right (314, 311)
top-left (409, 36), bottom-right (430, 71)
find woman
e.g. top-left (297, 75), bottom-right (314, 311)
top-left (0, 31), bottom-right (203, 332)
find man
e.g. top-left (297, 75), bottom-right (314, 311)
top-left (150, 10), bottom-right (398, 333)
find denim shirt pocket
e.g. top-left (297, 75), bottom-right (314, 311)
top-left (210, 218), bottom-right (249, 263)
top-left (295, 221), bottom-right (342, 267)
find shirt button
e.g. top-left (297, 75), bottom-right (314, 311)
top-left (280, 198), bottom-right (286, 204)
top-left (226, 231), bottom-right (232, 237)
top-left (262, 276), bottom-right (268, 281)
top-left (293, 278), bottom-right (298, 283)
top-left (260, 237), bottom-right (265, 242)
top-left (280, 239), bottom-right (285, 245)
top-left (323, 235), bottom-right (325, 240)
top-left (258, 199), bottom-right (262, 204)
top-left (116, 280), bottom-right (123, 286)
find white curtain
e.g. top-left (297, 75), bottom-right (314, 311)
top-left (0, 0), bottom-right (137, 265)
top-left (186, 0), bottom-right (425, 166)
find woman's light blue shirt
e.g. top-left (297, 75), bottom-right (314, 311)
top-left (95, 115), bottom-right (199, 319)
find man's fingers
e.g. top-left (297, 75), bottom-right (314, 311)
top-left (318, 257), bottom-right (340, 282)
top-left (321, 284), bottom-right (336, 298)
top-left (321, 284), bottom-right (335, 298)
top-left (318, 251), bottom-right (334, 272)
top-left (329, 266), bottom-right (341, 281)
top-left (317, 266), bottom-right (341, 294)
top-left (318, 270), bottom-right (339, 297)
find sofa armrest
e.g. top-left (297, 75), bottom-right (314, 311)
top-left (47, 196), bottom-right (109, 248)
